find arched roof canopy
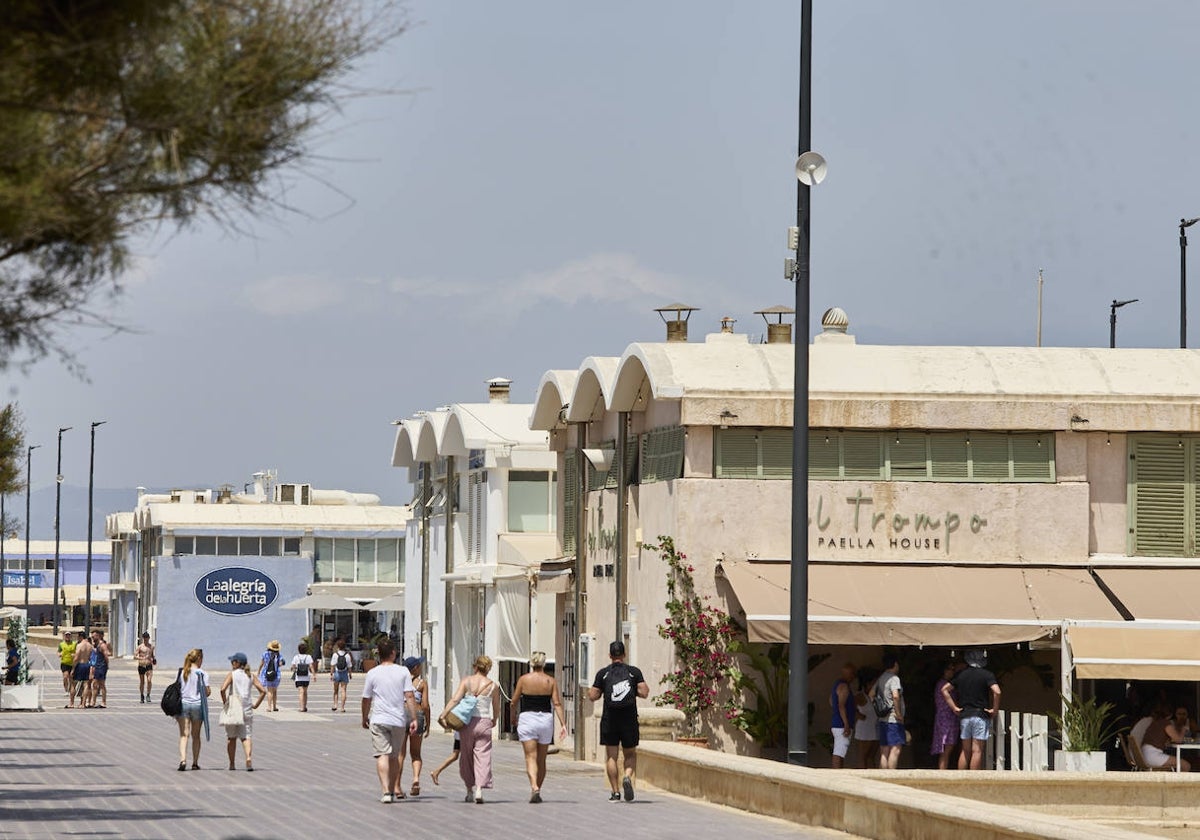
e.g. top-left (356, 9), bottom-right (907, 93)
top-left (565, 357), bottom-right (619, 422)
top-left (391, 418), bottom-right (423, 468)
top-left (530, 370), bottom-right (579, 431)
top-left (413, 412), bottom-right (448, 463)
top-left (440, 412), bottom-right (470, 458)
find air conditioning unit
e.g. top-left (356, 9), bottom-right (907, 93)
top-left (275, 483), bottom-right (312, 505)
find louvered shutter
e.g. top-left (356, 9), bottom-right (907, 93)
top-left (889, 432), bottom-right (929, 479)
top-left (808, 431), bottom-right (839, 478)
top-left (1132, 437), bottom-right (1188, 556)
top-left (1011, 434), bottom-right (1053, 481)
top-left (563, 452), bottom-right (578, 555)
top-left (760, 430), bottom-right (793, 479)
top-left (843, 432), bottom-right (883, 479)
top-left (930, 433), bottom-right (969, 480)
top-left (591, 440), bottom-right (612, 491)
top-left (970, 433), bottom-right (1011, 480)
top-left (716, 429), bottom-right (759, 478)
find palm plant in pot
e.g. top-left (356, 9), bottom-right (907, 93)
top-left (1050, 692), bottom-right (1123, 772)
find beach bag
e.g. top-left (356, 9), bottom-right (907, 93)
top-left (160, 669), bottom-right (183, 717)
top-left (219, 696), bottom-right (245, 726)
top-left (443, 693), bottom-right (477, 731)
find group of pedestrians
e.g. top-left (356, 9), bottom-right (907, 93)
top-left (56, 628), bottom-right (113, 709)
top-left (831, 650), bottom-right (1001, 770)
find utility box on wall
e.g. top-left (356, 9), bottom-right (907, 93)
top-left (578, 633), bottom-right (595, 687)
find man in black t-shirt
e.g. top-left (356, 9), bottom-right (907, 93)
top-left (587, 640), bottom-right (649, 802)
top-left (941, 649), bottom-right (1000, 770)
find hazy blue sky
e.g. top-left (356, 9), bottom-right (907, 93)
top-left (7, 1), bottom-right (1200, 520)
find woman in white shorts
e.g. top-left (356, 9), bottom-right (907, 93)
top-left (220, 651), bottom-right (266, 771)
top-left (509, 652), bottom-right (567, 803)
top-left (1141, 711), bottom-right (1189, 771)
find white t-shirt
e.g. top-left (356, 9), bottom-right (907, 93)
top-left (180, 667), bottom-right (208, 704)
top-left (229, 669), bottom-right (253, 712)
top-left (1130, 715), bottom-right (1153, 747)
top-left (362, 662), bottom-right (414, 727)
top-left (290, 654), bottom-right (314, 683)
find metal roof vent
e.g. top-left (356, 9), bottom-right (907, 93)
top-left (814, 307), bottom-right (855, 345)
top-left (654, 303), bottom-right (698, 342)
top-left (755, 305), bottom-right (795, 344)
top-left (486, 377), bottom-right (512, 404)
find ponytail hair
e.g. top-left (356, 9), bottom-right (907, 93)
top-left (182, 648), bottom-right (203, 682)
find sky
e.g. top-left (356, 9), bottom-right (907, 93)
top-left (6, 1), bottom-right (1200, 525)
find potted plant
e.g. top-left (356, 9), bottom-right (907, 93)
top-left (724, 643), bottom-right (830, 759)
top-left (649, 536), bottom-right (737, 746)
top-left (1, 613), bottom-right (40, 711)
top-left (1051, 692), bottom-right (1122, 772)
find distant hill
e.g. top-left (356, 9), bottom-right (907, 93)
top-left (6, 486), bottom-right (145, 542)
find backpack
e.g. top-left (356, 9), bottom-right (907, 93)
top-left (334, 651), bottom-right (350, 674)
top-left (295, 659), bottom-right (310, 678)
top-left (161, 668), bottom-right (183, 717)
top-left (872, 677), bottom-right (894, 717)
top-left (264, 653), bottom-right (278, 682)
top-left (602, 663), bottom-right (637, 709)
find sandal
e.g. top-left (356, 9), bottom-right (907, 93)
top-left (191, 763), bottom-right (200, 770)
top-left (177, 762), bottom-right (187, 772)
top-left (410, 782), bottom-right (420, 796)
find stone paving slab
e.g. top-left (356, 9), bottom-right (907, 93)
top-left (0, 649), bottom-right (857, 839)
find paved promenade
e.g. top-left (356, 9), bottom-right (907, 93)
top-left (0, 648), bottom-right (856, 839)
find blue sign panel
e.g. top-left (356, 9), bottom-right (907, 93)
top-left (3, 572), bottom-right (43, 587)
top-left (194, 567), bottom-right (278, 616)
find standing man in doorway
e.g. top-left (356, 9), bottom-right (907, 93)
top-left (873, 653), bottom-right (905, 770)
top-left (586, 641), bottom-right (649, 802)
top-left (829, 661), bottom-right (856, 768)
top-left (942, 648), bottom-right (1000, 770)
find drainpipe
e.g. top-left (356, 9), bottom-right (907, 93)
top-left (573, 422), bottom-right (588, 761)
top-left (615, 412), bottom-right (629, 646)
top-left (444, 455), bottom-right (456, 707)
top-left (421, 465), bottom-right (432, 657)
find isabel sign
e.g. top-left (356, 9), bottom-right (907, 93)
top-left (194, 567), bottom-right (278, 616)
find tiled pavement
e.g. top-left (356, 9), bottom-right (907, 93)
top-left (0, 647), bottom-right (856, 840)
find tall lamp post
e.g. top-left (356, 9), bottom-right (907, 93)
top-left (52, 426), bottom-right (72, 633)
top-left (1, 493), bottom-right (6, 608)
top-left (786, 0), bottom-right (823, 768)
top-left (23, 444), bottom-right (40, 611)
top-left (1181, 218), bottom-right (1199, 348)
top-left (1110, 298), bottom-right (1138, 348)
top-left (84, 421), bottom-right (106, 636)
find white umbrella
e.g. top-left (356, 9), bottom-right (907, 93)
top-left (280, 593), bottom-right (362, 611)
top-left (362, 593), bottom-right (405, 612)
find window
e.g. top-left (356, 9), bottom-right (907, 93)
top-left (195, 536), bottom-right (217, 555)
top-left (1129, 435), bottom-right (1196, 557)
top-left (640, 426), bottom-right (685, 484)
top-left (467, 471), bottom-right (486, 561)
top-left (314, 537), bottom-right (404, 583)
top-left (377, 538), bottom-right (402, 583)
top-left (175, 536), bottom-right (194, 555)
top-left (356, 540), bottom-right (376, 582)
top-left (314, 538), bottom-right (334, 582)
top-left (260, 537), bottom-right (281, 556)
top-left (333, 540), bottom-right (355, 582)
top-left (237, 537), bottom-right (260, 556)
top-left (283, 537), bottom-right (301, 556)
top-left (217, 536), bottom-right (238, 556)
top-left (508, 470), bottom-right (555, 533)
top-left (715, 429), bottom-right (1055, 482)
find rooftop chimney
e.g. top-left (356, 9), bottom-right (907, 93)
top-left (755, 305), bottom-right (795, 344)
top-left (654, 302), bottom-right (698, 342)
top-left (487, 377), bottom-right (512, 403)
top-left (720, 316), bottom-right (736, 334)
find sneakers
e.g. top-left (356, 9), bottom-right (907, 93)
top-left (379, 793), bottom-right (393, 804)
top-left (622, 777), bottom-right (635, 802)
top-left (609, 792), bottom-right (621, 802)
top-left (530, 791), bottom-right (542, 804)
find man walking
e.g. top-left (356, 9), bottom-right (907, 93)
top-left (829, 661), bottom-right (856, 769)
top-left (586, 641), bottom-right (649, 802)
top-left (361, 637), bottom-right (418, 803)
top-left (942, 649), bottom-right (1000, 770)
top-left (135, 632), bottom-right (155, 703)
top-left (873, 653), bottom-right (905, 770)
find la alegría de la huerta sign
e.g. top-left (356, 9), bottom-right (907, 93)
top-left (194, 567), bottom-right (278, 616)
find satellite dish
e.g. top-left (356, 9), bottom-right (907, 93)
top-left (795, 151), bottom-right (827, 186)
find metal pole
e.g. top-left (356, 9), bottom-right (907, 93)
top-left (443, 455), bottom-right (455, 708)
top-left (788, 0), bottom-right (813, 767)
top-left (1110, 301), bottom-right (1117, 349)
top-left (1182, 220), bottom-right (1188, 349)
top-left (1, 493), bottom-right (6, 607)
top-left (1036, 269), bottom-right (1043, 347)
top-left (614, 412), bottom-right (628, 645)
top-left (86, 422), bottom-right (104, 635)
top-left (573, 423), bottom-right (588, 761)
top-left (52, 426), bottom-right (71, 633)
top-left (23, 444), bottom-right (39, 611)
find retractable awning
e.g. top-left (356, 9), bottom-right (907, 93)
top-left (720, 562), bottom-right (1124, 647)
top-left (1093, 568), bottom-right (1200, 621)
top-left (1068, 624), bottom-right (1200, 681)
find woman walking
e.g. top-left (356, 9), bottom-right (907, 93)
top-left (258, 640), bottom-right (283, 712)
top-left (329, 638), bottom-right (352, 712)
top-left (440, 655), bottom-right (499, 804)
top-left (175, 648), bottom-right (210, 771)
top-left (404, 656), bottom-right (430, 796)
top-left (509, 651), bottom-right (567, 803)
top-left (290, 642), bottom-right (315, 712)
top-left (220, 652), bottom-right (266, 771)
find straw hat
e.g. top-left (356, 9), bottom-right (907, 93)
top-left (267, 640), bottom-right (281, 652)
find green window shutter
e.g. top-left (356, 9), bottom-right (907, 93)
top-left (1011, 434), bottom-right (1053, 481)
top-left (888, 432), bottom-right (929, 479)
top-left (969, 433), bottom-right (1011, 480)
top-left (760, 429), bottom-right (793, 479)
top-left (562, 452), bottom-right (578, 555)
top-left (607, 434), bottom-right (638, 488)
top-left (930, 433), bottom-right (969, 480)
top-left (843, 432), bottom-right (883, 479)
top-left (662, 426), bottom-right (685, 481)
top-left (640, 426), bottom-right (684, 484)
top-left (591, 440), bottom-right (612, 491)
top-left (716, 429), bottom-right (759, 479)
top-left (808, 431), bottom-right (839, 478)
top-left (1132, 437), bottom-right (1188, 556)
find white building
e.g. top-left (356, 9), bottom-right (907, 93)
top-left (390, 379), bottom-right (559, 724)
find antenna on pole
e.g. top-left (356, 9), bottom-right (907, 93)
top-left (1037, 269), bottom-right (1044, 347)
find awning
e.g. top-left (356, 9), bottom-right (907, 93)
top-left (720, 562), bottom-right (1124, 647)
top-left (536, 568), bottom-right (573, 594)
top-left (280, 593), bottom-right (363, 611)
top-left (1069, 624), bottom-right (1200, 681)
top-left (1093, 568), bottom-right (1200, 621)
top-left (362, 592), bottom-right (406, 612)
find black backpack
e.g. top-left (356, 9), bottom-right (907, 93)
top-left (160, 668), bottom-right (183, 717)
top-left (334, 651), bottom-right (351, 674)
top-left (602, 663), bottom-right (637, 709)
top-left (872, 678), bottom-right (894, 717)
top-left (264, 652), bottom-right (278, 682)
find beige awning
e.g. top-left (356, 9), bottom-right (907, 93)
top-left (1094, 568), bottom-right (1200, 621)
top-left (720, 562), bottom-right (1124, 647)
top-left (1069, 624), bottom-right (1200, 681)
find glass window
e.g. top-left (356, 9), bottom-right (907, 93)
top-left (314, 538), bottom-right (334, 582)
top-left (237, 537), bottom-right (260, 556)
top-left (356, 540), bottom-right (376, 582)
top-left (509, 471), bottom-right (551, 533)
top-left (377, 539), bottom-right (399, 583)
top-left (195, 536), bottom-right (217, 555)
top-left (217, 536), bottom-right (238, 555)
top-left (283, 537), bottom-right (301, 556)
top-left (175, 536), bottom-right (194, 555)
top-left (260, 537), bottom-right (281, 556)
top-left (333, 539), bottom-right (355, 582)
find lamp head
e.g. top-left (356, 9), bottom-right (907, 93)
top-left (1112, 298), bottom-right (1139, 309)
top-left (1183, 218), bottom-right (1200, 229)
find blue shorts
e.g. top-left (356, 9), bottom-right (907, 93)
top-left (878, 721), bottom-right (906, 747)
top-left (332, 671), bottom-right (350, 684)
top-left (960, 716), bottom-right (991, 741)
top-left (179, 701), bottom-right (204, 721)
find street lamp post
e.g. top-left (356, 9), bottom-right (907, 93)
top-left (52, 426), bottom-right (72, 633)
top-left (85, 421), bottom-right (106, 637)
top-left (1181, 218), bottom-right (1199, 348)
top-left (1, 493), bottom-right (6, 608)
top-left (1110, 299), bottom-right (1138, 348)
top-left (23, 444), bottom-right (40, 611)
